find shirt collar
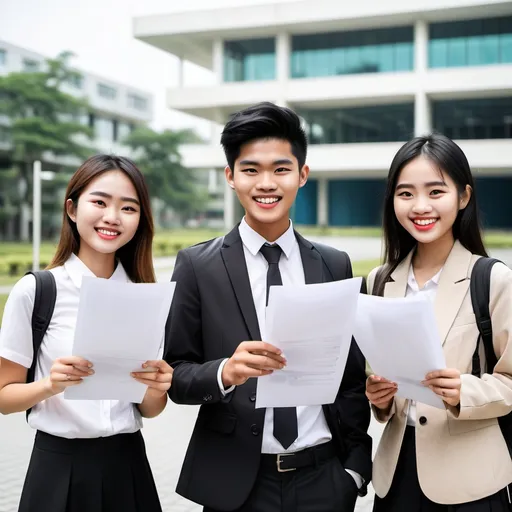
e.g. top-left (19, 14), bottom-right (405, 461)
top-left (64, 253), bottom-right (130, 289)
top-left (239, 217), bottom-right (297, 259)
top-left (407, 265), bottom-right (443, 292)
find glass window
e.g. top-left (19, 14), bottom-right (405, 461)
top-left (23, 59), bottom-right (39, 72)
top-left (291, 26), bottom-right (414, 78)
top-left (127, 94), bottom-right (147, 111)
top-left (299, 103), bottom-right (414, 144)
top-left (117, 122), bottom-right (134, 141)
top-left (429, 16), bottom-right (512, 68)
top-left (433, 97), bottom-right (512, 140)
top-left (94, 116), bottom-right (114, 141)
top-left (97, 83), bottom-right (117, 100)
top-left (224, 38), bottom-right (275, 82)
top-left (0, 49), bottom-right (6, 67)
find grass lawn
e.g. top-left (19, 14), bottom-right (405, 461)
top-left (0, 295), bottom-right (7, 324)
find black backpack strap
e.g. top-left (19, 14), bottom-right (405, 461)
top-left (25, 270), bottom-right (57, 418)
top-left (470, 257), bottom-right (501, 376)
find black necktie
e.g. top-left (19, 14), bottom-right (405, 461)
top-left (259, 244), bottom-right (298, 450)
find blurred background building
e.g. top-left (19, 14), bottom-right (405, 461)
top-left (0, 39), bottom-right (153, 162)
top-left (133, 0), bottom-right (512, 230)
top-left (0, 39), bottom-right (154, 239)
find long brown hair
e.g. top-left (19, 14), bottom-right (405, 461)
top-left (49, 154), bottom-right (156, 283)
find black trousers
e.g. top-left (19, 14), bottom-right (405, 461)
top-left (18, 430), bottom-right (162, 512)
top-left (373, 426), bottom-right (512, 512)
top-left (205, 446), bottom-right (359, 512)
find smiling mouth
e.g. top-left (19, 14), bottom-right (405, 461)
top-left (95, 228), bottom-right (121, 236)
top-left (412, 218), bottom-right (438, 226)
top-left (253, 196), bottom-right (281, 204)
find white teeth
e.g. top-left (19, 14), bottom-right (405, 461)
top-left (97, 229), bottom-right (119, 236)
top-left (255, 197), bottom-right (279, 204)
top-left (413, 219), bottom-right (437, 226)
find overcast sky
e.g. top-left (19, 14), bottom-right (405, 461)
top-left (0, 0), bottom-right (296, 135)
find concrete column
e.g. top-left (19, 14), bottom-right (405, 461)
top-left (223, 179), bottom-right (237, 230)
top-left (414, 20), bottom-right (428, 74)
top-left (414, 20), bottom-right (432, 136)
top-left (212, 38), bottom-right (224, 84)
top-left (177, 57), bottom-right (184, 88)
top-left (415, 91), bottom-right (432, 136)
top-left (317, 178), bottom-right (329, 227)
top-left (276, 32), bottom-right (290, 83)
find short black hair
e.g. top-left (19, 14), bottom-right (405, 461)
top-left (220, 102), bottom-right (308, 170)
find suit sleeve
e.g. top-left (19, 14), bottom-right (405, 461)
top-left (164, 249), bottom-right (226, 405)
top-left (336, 254), bottom-right (373, 486)
top-left (448, 264), bottom-right (512, 421)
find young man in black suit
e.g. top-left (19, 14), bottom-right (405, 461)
top-left (165, 102), bottom-right (371, 512)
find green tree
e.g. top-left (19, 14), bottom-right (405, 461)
top-left (124, 127), bottom-right (207, 225)
top-left (0, 51), bottom-right (94, 240)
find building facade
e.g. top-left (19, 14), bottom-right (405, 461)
top-left (134, 0), bottom-right (512, 229)
top-left (0, 40), bottom-right (153, 239)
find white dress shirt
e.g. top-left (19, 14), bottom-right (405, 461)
top-left (217, 218), bottom-right (362, 487)
top-left (405, 265), bottom-right (443, 426)
top-left (0, 254), bottom-right (143, 439)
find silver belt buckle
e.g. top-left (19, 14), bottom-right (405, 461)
top-left (276, 453), bottom-right (296, 473)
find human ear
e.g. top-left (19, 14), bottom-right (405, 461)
top-left (459, 185), bottom-right (472, 210)
top-left (224, 166), bottom-right (235, 190)
top-left (66, 198), bottom-right (77, 222)
top-left (299, 165), bottom-right (310, 188)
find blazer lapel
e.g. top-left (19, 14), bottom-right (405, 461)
top-left (295, 231), bottom-right (324, 284)
top-left (384, 252), bottom-right (414, 298)
top-left (220, 226), bottom-right (261, 341)
top-left (434, 241), bottom-right (472, 345)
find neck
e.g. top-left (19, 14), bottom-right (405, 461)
top-left (77, 246), bottom-right (116, 279)
top-left (413, 231), bottom-right (455, 272)
top-left (245, 215), bottom-right (290, 243)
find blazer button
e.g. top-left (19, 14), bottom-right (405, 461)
top-left (251, 424), bottom-right (261, 436)
top-left (419, 416), bottom-right (427, 425)
top-left (249, 393), bottom-right (256, 402)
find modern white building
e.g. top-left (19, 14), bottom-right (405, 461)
top-left (134, 0), bottom-right (512, 229)
top-left (0, 39), bottom-right (153, 162)
top-left (0, 40), bottom-right (154, 239)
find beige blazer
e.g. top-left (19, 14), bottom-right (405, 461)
top-left (368, 241), bottom-right (512, 504)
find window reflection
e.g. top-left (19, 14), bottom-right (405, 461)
top-left (299, 103), bottom-right (414, 144)
top-left (224, 38), bottom-right (276, 82)
top-left (429, 16), bottom-right (512, 68)
top-left (291, 27), bottom-right (414, 78)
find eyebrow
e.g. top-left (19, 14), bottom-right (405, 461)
top-left (395, 181), bottom-right (447, 191)
top-left (88, 191), bottom-right (140, 205)
top-left (239, 159), bottom-right (294, 166)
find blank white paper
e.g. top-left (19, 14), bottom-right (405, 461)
top-left (64, 277), bottom-right (175, 403)
top-left (255, 278), bottom-right (362, 408)
top-left (354, 293), bottom-right (446, 409)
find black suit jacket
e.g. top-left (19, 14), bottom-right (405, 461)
top-left (165, 226), bottom-right (371, 511)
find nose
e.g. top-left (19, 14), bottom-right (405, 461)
top-left (411, 196), bottom-right (433, 215)
top-left (102, 206), bottom-right (121, 225)
top-left (256, 172), bottom-right (277, 191)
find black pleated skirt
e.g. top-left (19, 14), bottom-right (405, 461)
top-left (373, 426), bottom-right (512, 512)
top-left (18, 430), bottom-right (162, 512)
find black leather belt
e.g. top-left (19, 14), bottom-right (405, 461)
top-left (260, 441), bottom-right (336, 473)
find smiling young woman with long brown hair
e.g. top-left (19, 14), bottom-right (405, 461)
top-left (0, 154), bottom-right (172, 512)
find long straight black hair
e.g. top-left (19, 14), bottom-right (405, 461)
top-left (374, 133), bottom-right (488, 296)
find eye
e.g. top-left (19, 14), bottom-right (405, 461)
top-left (430, 189), bottom-right (444, 196)
top-left (241, 168), bottom-right (257, 174)
top-left (122, 206), bottom-right (138, 212)
top-left (275, 167), bottom-right (291, 173)
top-left (93, 200), bottom-right (106, 206)
top-left (397, 191), bottom-right (412, 197)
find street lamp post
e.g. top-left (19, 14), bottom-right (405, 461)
top-left (32, 161), bottom-right (42, 272)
